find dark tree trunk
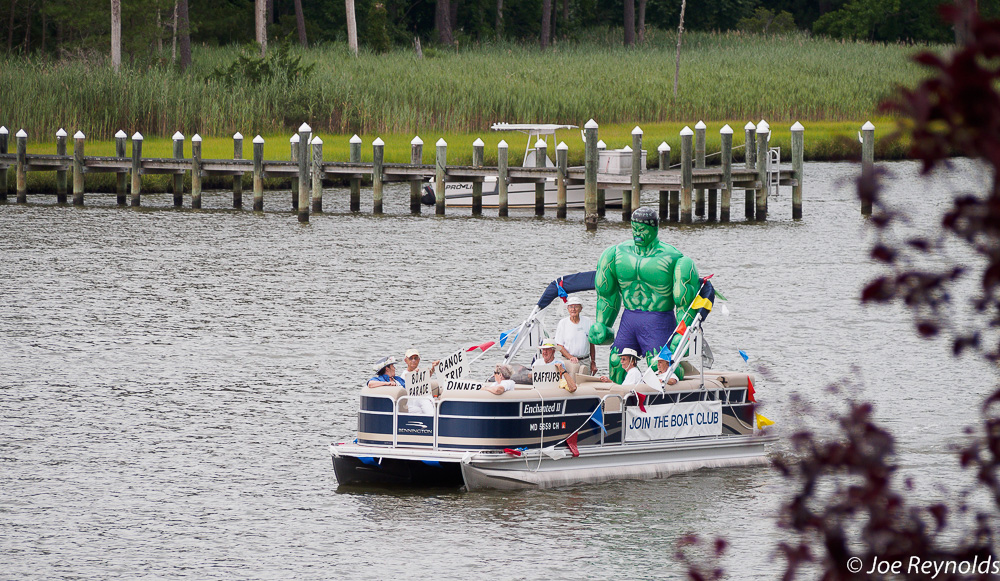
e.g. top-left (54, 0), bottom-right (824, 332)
top-left (541, 0), bottom-right (550, 48)
top-left (7, 0), bottom-right (17, 53)
top-left (495, 0), bottom-right (502, 37)
top-left (267, 0), bottom-right (274, 24)
top-left (22, 0), bottom-right (29, 53)
top-left (435, 0), bottom-right (453, 45)
top-left (550, 0), bottom-right (557, 41)
top-left (293, 0), bottom-right (307, 47)
top-left (623, 0), bottom-right (635, 46)
top-left (176, 0), bottom-right (191, 70)
top-left (449, 0), bottom-right (459, 35)
top-left (638, 0), bottom-right (646, 43)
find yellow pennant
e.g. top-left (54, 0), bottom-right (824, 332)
top-left (756, 413), bottom-right (774, 429)
top-left (691, 295), bottom-right (713, 311)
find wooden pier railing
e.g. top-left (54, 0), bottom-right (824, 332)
top-left (0, 120), bottom-right (814, 229)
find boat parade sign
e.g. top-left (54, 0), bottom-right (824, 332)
top-left (532, 364), bottom-right (560, 389)
top-left (436, 349), bottom-right (467, 381)
top-left (444, 379), bottom-right (483, 391)
top-left (405, 369), bottom-right (431, 397)
top-left (625, 400), bottom-right (723, 441)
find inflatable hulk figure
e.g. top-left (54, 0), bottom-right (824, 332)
top-left (588, 207), bottom-right (701, 384)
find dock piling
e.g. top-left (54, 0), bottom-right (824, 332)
top-left (498, 140), bottom-right (509, 217)
top-left (290, 134), bottom-right (299, 211)
top-left (114, 131), bottom-right (128, 205)
top-left (435, 138), bottom-right (447, 216)
top-left (297, 123), bottom-right (310, 222)
top-left (631, 126), bottom-right (643, 213)
top-left (171, 132), bottom-right (184, 207)
top-left (720, 125), bottom-right (733, 222)
top-left (695, 121), bottom-right (706, 217)
top-left (311, 136), bottom-right (323, 213)
top-left (0, 126), bottom-right (7, 201)
top-left (410, 137), bottom-right (423, 214)
top-left (680, 126), bottom-right (693, 224)
top-left (744, 122), bottom-right (756, 220)
top-left (72, 131), bottom-right (85, 205)
top-left (191, 134), bottom-right (202, 209)
top-left (556, 141), bottom-right (568, 219)
top-left (233, 132), bottom-right (244, 208)
top-left (472, 138), bottom-right (484, 216)
top-left (755, 120), bottom-right (769, 221)
top-left (596, 139), bottom-right (606, 217)
top-left (791, 122), bottom-right (804, 219)
top-left (372, 137), bottom-right (384, 215)
top-left (56, 129), bottom-right (67, 203)
top-left (130, 132), bottom-right (143, 207)
top-left (657, 141), bottom-right (669, 222)
top-left (861, 121), bottom-right (875, 216)
top-left (15, 130), bottom-right (26, 203)
top-left (253, 135), bottom-right (264, 211)
top-left (621, 144), bottom-right (633, 220)
top-left (349, 134), bottom-right (362, 212)
top-left (584, 119), bottom-right (598, 231)
top-left (535, 138), bottom-right (546, 216)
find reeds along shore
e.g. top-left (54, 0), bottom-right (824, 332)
top-left (0, 30), bottom-right (936, 140)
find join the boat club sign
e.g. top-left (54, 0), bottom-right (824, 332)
top-left (625, 401), bottom-right (723, 441)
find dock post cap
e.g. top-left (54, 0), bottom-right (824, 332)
top-left (596, 139), bottom-right (606, 148)
top-left (74, 131), bottom-right (86, 139)
top-left (132, 131), bottom-right (143, 140)
top-left (791, 122), bottom-right (805, 132)
top-left (410, 136), bottom-right (423, 146)
top-left (472, 138), bottom-right (485, 147)
top-left (114, 130), bottom-right (127, 139)
top-left (557, 141), bottom-right (568, 150)
top-left (192, 134), bottom-right (202, 142)
top-left (534, 138), bottom-right (547, 148)
top-left (436, 138), bottom-right (447, 147)
top-left (498, 139), bottom-right (508, 149)
top-left (373, 137), bottom-right (384, 146)
top-left (311, 136), bottom-right (323, 145)
top-left (16, 129), bottom-right (27, 138)
top-left (350, 134), bottom-right (362, 144)
top-left (233, 132), bottom-right (243, 140)
top-left (253, 135), bottom-right (265, 144)
top-left (172, 131), bottom-right (184, 140)
top-left (584, 119), bottom-right (599, 129)
top-left (298, 122), bottom-right (312, 133)
top-left (657, 141), bottom-right (670, 151)
top-left (0, 126), bottom-right (7, 134)
top-left (756, 120), bottom-right (770, 133)
top-left (622, 145), bottom-right (633, 152)
top-left (680, 126), bottom-right (693, 136)
top-left (290, 134), bottom-right (300, 143)
top-left (56, 128), bottom-right (67, 137)
top-left (631, 126), bottom-right (643, 135)
top-left (862, 121), bottom-right (876, 130)
top-left (720, 124), bottom-right (733, 135)
top-left (695, 120), bottom-right (707, 130)
top-left (744, 121), bottom-right (756, 130)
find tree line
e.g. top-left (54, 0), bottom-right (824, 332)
top-left (4, 0), bottom-right (999, 65)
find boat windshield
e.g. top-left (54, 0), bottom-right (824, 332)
top-left (491, 123), bottom-right (578, 168)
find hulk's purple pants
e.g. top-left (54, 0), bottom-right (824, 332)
top-left (612, 309), bottom-right (677, 356)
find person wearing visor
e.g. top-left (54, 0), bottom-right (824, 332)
top-left (555, 296), bottom-right (598, 375)
top-left (367, 356), bottom-right (405, 388)
top-left (533, 340), bottom-right (577, 393)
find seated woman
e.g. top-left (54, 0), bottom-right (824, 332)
top-left (482, 364), bottom-right (516, 395)
top-left (367, 356), bottom-right (405, 388)
top-left (655, 355), bottom-right (679, 386)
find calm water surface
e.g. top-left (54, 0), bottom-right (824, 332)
top-left (2, 160), bottom-right (997, 579)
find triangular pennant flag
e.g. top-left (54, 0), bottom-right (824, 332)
top-left (498, 326), bottom-right (519, 347)
top-left (636, 392), bottom-right (647, 413)
top-left (589, 406), bottom-right (607, 435)
top-left (657, 343), bottom-right (674, 363)
top-left (467, 341), bottom-right (496, 352)
top-left (739, 349), bottom-right (749, 362)
top-left (641, 368), bottom-right (664, 394)
top-left (503, 448), bottom-right (523, 457)
top-left (557, 278), bottom-right (568, 302)
top-left (747, 375), bottom-right (756, 403)
top-left (676, 320), bottom-right (688, 336)
top-left (756, 413), bottom-right (774, 429)
top-left (565, 432), bottom-right (580, 457)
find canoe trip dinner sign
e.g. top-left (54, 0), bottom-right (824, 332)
top-left (405, 369), bottom-right (431, 397)
top-left (444, 379), bottom-right (483, 391)
top-left (625, 400), bottom-right (723, 441)
top-left (436, 349), bottom-right (466, 381)
top-left (532, 364), bottom-right (560, 389)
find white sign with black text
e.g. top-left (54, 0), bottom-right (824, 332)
top-left (436, 349), bottom-right (466, 381)
top-left (405, 369), bottom-right (431, 397)
top-left (444, 379), bottom-right (484, 391)
top-left (625, 400), bottom-right (723, 441)
top-left (532, 364), bottom-right (560, 389)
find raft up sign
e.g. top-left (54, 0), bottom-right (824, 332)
top-left (625, 401), bottom-right (723, 441)
top-left (532, 365), bottom-right (560, 390)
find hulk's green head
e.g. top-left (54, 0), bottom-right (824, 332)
top-left (631, 207), bottom-right (659, 248)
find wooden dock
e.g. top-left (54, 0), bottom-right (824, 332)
top-left (0, 120), bottom-right (806, 229)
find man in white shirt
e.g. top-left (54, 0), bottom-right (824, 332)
top-left (597, 348), bottom-right (643, 385)
top-left (533, 341), bottom-right (577, 393)
top-left (554, 296), bottom-right (598, 375)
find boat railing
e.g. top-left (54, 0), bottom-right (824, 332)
top-left (599, 393), bottom-right (625, 447)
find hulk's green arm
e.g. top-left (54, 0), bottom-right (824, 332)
top-left (589, 245), bottom-right (621, 345)
top-left (672, 256), bottom-right (701, 326)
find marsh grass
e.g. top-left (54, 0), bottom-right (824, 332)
top-left (1, 31), bottom-right (934, 142)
